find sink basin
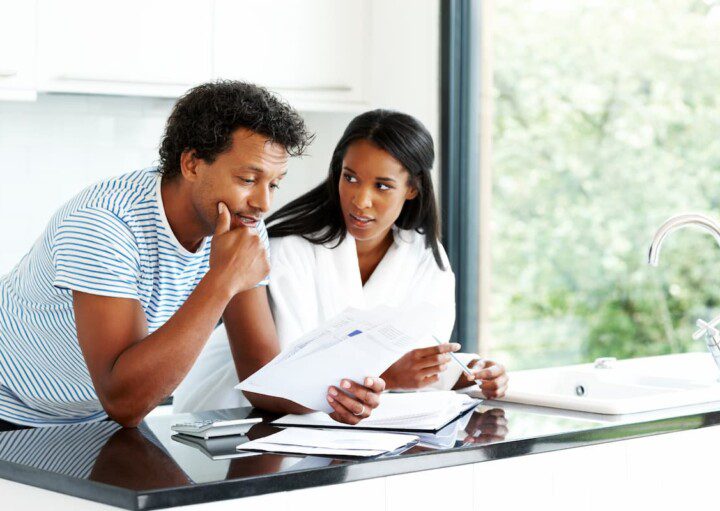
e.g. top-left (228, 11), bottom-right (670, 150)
top-left (498, 352), bottom-right (720, 414)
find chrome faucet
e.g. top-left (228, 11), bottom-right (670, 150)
top-left (648, 213), bottom-right (720, 376)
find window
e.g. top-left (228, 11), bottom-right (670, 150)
top-left (488, 0), bottom-right (720, 369)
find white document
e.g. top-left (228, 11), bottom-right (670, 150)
top-left (272, 391), bottom-right (481, 432)
top-left (238, 427), bottom-right (418, 457)
top-left (238, 303), bottom-right (440, 412)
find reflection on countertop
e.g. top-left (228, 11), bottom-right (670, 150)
top-left (0, 397), bottom-right (718, 510)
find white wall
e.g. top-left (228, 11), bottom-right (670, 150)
top-left (0, 94), bottom-right (358, 274)
top-left (0, 0), bottom-right (440, 276)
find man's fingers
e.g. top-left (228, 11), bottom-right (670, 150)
top-left (214, 202), bottom-right (232, 236)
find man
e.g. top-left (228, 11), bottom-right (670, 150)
top-left (0, 81), bottom-right (384, 428)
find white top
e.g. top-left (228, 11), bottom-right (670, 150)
top-left (0, 168), bottom-right (268, 426)
top-left (174, 228), bottom-right (473, 413)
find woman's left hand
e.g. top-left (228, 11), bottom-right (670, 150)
top-left (327, 376), bottom-right (385, 425)
top-left (453, 359), bottom-right (508, 399)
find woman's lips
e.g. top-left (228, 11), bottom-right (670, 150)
top-left (349, 212), bottom-right (374, 229)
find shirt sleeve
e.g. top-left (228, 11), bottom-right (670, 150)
top-left (51, 207), bottom-right (141, 300)
top-left (255, 220), bottom-right (270, 287)
top-left (267, 235), bottom-right (319, 349)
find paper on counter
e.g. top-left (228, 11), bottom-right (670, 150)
top-left (238, 303), bottom-right (440, 412)
top-left (238, 427), bottom-right (418, 458)
top-left (272, 391), bottom-right (480, 431)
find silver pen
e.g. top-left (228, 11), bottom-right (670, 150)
top-left (432, 335), bottom-right (483, 392)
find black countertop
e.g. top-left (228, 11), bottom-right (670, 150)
top-left (1, 399), bottom-right (719, 510)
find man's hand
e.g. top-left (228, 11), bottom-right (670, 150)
top-left (327, 377), bottom-right (386, 425)
top-left (210, 202), bottom-right (269, 297)
top-left (381, 343), bottom-right (461, 390)
top-left (453, 359), bottom-right (508, 399)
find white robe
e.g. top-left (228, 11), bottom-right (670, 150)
top-left (173, 228), bottom-right (475, 413)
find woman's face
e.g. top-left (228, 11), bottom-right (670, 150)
top-left (338, 139), bottom-right (418, 245)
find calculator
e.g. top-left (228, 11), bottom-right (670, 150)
top-left (171, 412), bottom-right (262, 439)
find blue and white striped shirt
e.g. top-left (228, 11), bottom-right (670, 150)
top-left (0, 168), bottom-right (268, 427)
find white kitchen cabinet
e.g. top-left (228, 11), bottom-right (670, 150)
top-left (36, 0), bottom-right (212, 97)
top-left (0, 0), bottom-right (37, 101)
top-left (213, 0), bottom-right (368, 110)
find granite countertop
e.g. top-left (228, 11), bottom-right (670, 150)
top-left (1, 398), bottom-right (719, 510)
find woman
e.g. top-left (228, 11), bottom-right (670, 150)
top-left (175, 110), bottom-right (508, 414)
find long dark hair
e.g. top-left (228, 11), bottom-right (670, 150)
top-left (267, 109), bottom-right (446, 270)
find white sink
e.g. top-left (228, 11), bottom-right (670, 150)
top-left (498, 352), bottom-right (720, 414)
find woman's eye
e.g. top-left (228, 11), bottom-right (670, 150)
top-left (376, 183), bottom-right (391, 191)
top-left (343, 174), bottom-right (357, 183)
top-left (270, 183), bottom-right (280, 190)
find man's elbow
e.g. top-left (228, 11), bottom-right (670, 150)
top-left (101, 395), bottom-right (152, 428)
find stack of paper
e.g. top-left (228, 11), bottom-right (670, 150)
top-left (238, 428), bottom-right (418, 457)
top-left (238, 303), bottom-right (441, 413)
top-left (272, 391), bottom-right (481, 433)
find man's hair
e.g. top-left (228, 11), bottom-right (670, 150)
top-left (158, 80), bottom-right (313, 179)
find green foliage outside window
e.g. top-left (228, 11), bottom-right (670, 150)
top-left (491, 0), bottom-right (720, 369)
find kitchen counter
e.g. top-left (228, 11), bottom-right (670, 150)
top-left (1, 398), bottom-right (719, 510)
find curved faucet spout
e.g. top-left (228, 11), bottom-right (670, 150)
top-left (648, 213), bottom-right (720, 266)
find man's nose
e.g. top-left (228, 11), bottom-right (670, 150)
top-left (249, 186), bottom-right (271, 213)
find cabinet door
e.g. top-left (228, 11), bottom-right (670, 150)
top-left (214, 0), bottom-right (367, 108)
top-left (0, 0), bottom-right (37, 100)
top-left (37, 0), bottom-right (212, 97)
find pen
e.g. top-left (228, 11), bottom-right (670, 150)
top-left (432, 335), bottom-right (483, 392)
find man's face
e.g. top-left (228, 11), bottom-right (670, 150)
top-left (184, 127), bottom-right (289, 234)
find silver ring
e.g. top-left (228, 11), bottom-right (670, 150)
top-left (353, 405), bottom-right (365, 416)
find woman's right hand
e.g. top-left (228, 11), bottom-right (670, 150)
top-left (327, 377), bottom-right (385, 425)
top-left (381, 343), bottom-right (461, 390)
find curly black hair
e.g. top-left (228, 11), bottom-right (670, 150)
top-left (158, 80), bottom-right (313, 179)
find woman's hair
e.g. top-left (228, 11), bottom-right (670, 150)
top-left (267, 109), bottom-right (445, 270)
top-left (158, 80), bottom-right (313, 179)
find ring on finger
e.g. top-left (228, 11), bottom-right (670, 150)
top-left (353, 404), bottom-right (366, 416)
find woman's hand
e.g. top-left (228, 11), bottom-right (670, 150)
top-left (462, 408), bottom-right (508, 444)
top-left (453, 359), bottom-right (508, 399)
top-left (327, 377), bottom-right (385, 425)
top-left (381, 343), bottom-right (461, 390)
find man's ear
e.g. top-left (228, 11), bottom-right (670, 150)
top-left (179, 149), bottom-right (200, 182)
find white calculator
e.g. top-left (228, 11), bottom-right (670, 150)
top-left (172, 410), bottom-right (262, 439)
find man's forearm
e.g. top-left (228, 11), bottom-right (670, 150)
top-left (99, 270), bottom-right (232, 426)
